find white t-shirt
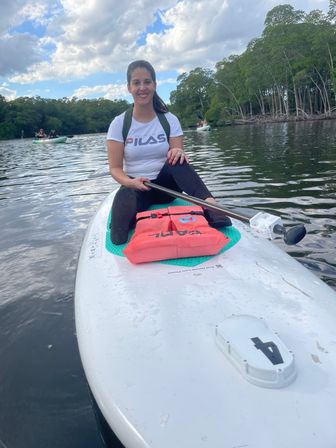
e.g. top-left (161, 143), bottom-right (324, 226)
top-left (106, 111), bottom-right (183, 179)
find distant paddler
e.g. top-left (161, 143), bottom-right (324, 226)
top-left (35, 128), bottom-right (46, 139)
top-left (196, 119), bottom-right (211, 131)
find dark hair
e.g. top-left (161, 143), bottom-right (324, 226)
top-left (126, 60), bottom-right (168, 113)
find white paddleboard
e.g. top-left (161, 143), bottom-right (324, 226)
top-left (75, 190), bottom-right (336, 448)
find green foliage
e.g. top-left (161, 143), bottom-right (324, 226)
top-left (328, 0), bottom-right (336, 22)
top-left (2, 2), bottom-right (336, 137)
top-left (264, 4), bottom-right (305, 30)
top-left (169, 2), bottom-right (336, 125)
top-left (169, 68), bottom-right (214, 127)
top-left (0, 96), bottom-right (129, 139)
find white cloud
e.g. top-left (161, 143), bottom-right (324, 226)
top-left (3, 0), bottom-right (331, 86)
top-left (71, 76), bottom-right (176, 100)
top-left (8, 0), bottom-right (264, 82)
top-left (0, 83), bottom-right (16, 100)
top-left (137, 0), bottom-right (289, 70)
top-left (0, 0), bottom-right (58, 76)
top-left (0, 0), bottom-right (27, 33)
top-left (72, 83), bottom-right (129, 100)
top-left (19, 1), bottom-right (60, 25)
top-left (139, 0), bottom-right (329, 71)
top-left (157, 78), bottom-right (176, 86)
top-left (0, 34), bottom-right (42, 76)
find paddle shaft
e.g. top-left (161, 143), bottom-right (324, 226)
top-left (144, 181), bottom-right (250, 222)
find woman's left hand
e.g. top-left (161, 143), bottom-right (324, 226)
top-left (167, 147), bottom-right (188, 165)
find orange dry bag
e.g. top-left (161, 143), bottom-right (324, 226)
top-left (123, 205), bottom-right (230, 264)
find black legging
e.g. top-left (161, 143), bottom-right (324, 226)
top-left (111, 161), bottom-right (213, 244)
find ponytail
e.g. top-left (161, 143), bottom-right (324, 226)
top-left (153, 91), bottom-right (168, 113)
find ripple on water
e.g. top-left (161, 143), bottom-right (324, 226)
top-left (0, 126), bottom-right (336, 447)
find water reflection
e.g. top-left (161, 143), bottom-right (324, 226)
top-left (184, 121), bottom-right (336, 287)
top-left (1, 125), bottom-right (335, 286)
top-left (0, 121), bottom-right (335, 447)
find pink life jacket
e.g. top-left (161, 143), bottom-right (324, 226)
top-left (123, 205), bottom-right (230, 264)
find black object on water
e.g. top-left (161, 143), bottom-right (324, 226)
top-left (273, 224), bottom-right (307, 245)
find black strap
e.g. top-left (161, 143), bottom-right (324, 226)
top-left (122, 107), bottom-right (133, 143)
top-left (156, 112), bottom-right (170, 142)
top-left (122, 105), bottom-right (171, 143)
top-left (136, 210), bottom-right (204, 222)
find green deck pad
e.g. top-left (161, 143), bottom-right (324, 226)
top-left (105, 198), bottom-right (241, 267)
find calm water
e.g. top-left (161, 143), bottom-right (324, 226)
top-left (0, 121), bottom-right (336, 448)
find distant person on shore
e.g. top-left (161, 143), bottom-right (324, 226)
top-left (35, 128), bottom-right (46, 139)
top-left (48, 130), bottom-right (58, 139)
top-left (197, 119), bottom-right (207, 128)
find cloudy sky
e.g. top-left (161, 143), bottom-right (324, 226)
top-left (0, 0), bottom-right (330, 103)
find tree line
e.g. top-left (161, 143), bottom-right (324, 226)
top-left (0, 96), bottom-right (128, 140)
top-left (169, 3), bottom-right (336, 127)
top-left (1, 3), bottom-right (336, 139)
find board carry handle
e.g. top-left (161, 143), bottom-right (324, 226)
top-left (144, 181), bottom-right (306, 246)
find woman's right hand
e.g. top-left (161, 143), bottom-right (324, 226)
top-left (128, 177), bottom-right (151, 191)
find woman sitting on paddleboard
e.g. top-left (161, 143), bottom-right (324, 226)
top-left (107, 60), bottom-right (231, 245)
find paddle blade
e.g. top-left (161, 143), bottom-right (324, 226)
top-left (284, 224), bottom-right (306, 245)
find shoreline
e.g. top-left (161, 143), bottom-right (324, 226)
top-left (186, 113), bottom-right (336, 130)
top-left (2, 115), bottom-right (336, 141)
top-left (221, 113), bottom-right (336, 127)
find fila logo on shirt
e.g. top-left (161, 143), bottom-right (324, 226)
top-left (126, 134), bottom-right (166, 146)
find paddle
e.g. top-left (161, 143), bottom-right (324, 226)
top-left (144, 181), bottom-right (306, 245)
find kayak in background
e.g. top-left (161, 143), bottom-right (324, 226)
top-left (32, 136), bottom-right (67, 144)
top-left (75, 189), bottom-right (336, 448)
